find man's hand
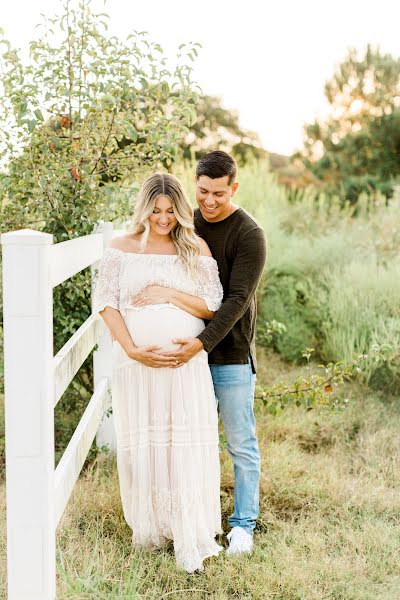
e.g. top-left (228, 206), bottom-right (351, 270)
top-left (132, 285), bottom-right (172, 307)
top-left (129, 345), bottom-right (180, 368)
top-left (164, 337), bottom-right (204, 367)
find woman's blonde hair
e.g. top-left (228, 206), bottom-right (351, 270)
top-left (130, 173), bottom-right (201, 274)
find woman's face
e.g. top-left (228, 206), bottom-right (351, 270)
top-left (149, 195), bottom-right (178, 237)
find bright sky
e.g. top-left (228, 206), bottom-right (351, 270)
top-left (1, 0), bottom-right (399, 155)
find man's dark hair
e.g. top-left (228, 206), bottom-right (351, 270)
top-left (196, 151), bottom-right (237, 184)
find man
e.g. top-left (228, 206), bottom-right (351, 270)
top-left (169, 151), bottom-right (267, 554)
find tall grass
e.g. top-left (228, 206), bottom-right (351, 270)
top-left (322, 260), bottom-right (400, 389)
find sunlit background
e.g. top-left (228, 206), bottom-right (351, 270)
top-left (1, 3), bottom-right (400, 598)
top-left (2, 0), bottom-right (399, 155)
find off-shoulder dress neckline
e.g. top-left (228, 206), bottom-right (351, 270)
top-left (106, 247), bottom-right (216, 260)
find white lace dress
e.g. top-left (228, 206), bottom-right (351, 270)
top-left (92, 247), bottom-right (224, 572)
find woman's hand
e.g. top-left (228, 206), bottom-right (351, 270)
top-left (128, 345), bottom-right (178, 368)
top-left (132, 285), bottom-right (172, 307)
top-left (164, 337), bottom-right (204, 367)
top-left (133, 286), bottom-right (215, 320)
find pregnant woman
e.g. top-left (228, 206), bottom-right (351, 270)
top-left (93, 173), bottom-right (224, 573)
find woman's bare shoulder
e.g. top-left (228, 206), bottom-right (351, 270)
top-left (109, 234), bottom-right (141, 253)
top-left (198, 237), bottom-right (212, 257)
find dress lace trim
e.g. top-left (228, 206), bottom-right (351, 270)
top-left (128, 488), bottom-right (223, 573)
top-left (92, 246), bottom-right (223, 316)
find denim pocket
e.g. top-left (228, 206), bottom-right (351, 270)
top-left (210, 363), bottom-right (252, 386)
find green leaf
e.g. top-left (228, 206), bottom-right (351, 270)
top-left (126, 124), bottom-right (138, 142)
top-left (0, 38), bottom-right (11, 50)
top-left (27, 119), bottom-right (37, 132)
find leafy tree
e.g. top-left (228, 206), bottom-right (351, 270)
top-left (179, 94), bottom-right (266, 165)
top-left (299, 46), bottom-right (400, 201)
top-left (0, 0), bottom-right (197, 457)
top-left (0, 0), bottom-right (197, 237)
top-left (104, 93), bottom-right (267, 173)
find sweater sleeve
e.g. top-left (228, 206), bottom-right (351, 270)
top-left (197, 226), bottom-right (267, 353)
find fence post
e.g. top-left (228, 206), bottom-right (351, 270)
top-left (92, 222), bottom-right (117, 455)
top-left (2, 229), bottom-right (56, 600)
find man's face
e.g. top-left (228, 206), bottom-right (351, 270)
top-left (196, 175), bottom-right (239, 222)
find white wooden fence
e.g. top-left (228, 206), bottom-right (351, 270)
top-left (1, 223), bottom-right (117, 600)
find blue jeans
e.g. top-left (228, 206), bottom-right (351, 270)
top-left (209, 360), bottom-right (260, 534)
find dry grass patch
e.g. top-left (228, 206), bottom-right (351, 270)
top-left (1, 354), bottom-right (400, 599)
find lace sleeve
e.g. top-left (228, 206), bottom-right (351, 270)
top-left (195, 257), bottom-right (224, 312)
top-left (92, 248), bottom-right (122, 314)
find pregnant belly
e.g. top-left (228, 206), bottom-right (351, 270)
top-left (124, 304), bottom-right (205, 352)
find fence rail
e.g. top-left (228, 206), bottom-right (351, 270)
top-left (54, 376), bottom-right (110, 528)
top-left (50, 232), bottom-right (104, 287)
top-left (53, 314), bottom-right (105, 406)
top-left (1, 224), bottom-right (116, 600)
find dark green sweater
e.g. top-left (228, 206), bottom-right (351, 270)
top-left (194, 207), bottom-right (267, 373)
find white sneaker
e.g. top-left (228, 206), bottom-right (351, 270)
top-left (226, 526), bottom-right (254, 556)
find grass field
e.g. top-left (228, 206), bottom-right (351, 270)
top-left (1, 350), bottom-right (399, 599)
top-left (1, 163), bottom-right (399, 598)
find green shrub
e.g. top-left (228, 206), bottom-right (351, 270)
top-left (259, 273), bottom-right (327, 362)
top-left (234, 163), bottom-right (400, 390)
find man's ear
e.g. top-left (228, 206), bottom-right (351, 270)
top-left (232, 181), bottom-right (239, 195)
